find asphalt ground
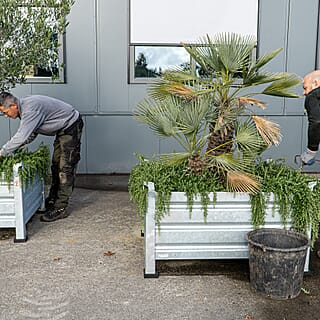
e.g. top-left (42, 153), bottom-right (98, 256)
top-left (0, 185), bottom-right (319, 320)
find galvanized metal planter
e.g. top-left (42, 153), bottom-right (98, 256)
top-left (144, 182), bottom-right (310, 277)
top-left (0, 163), bottom-right (45, 242)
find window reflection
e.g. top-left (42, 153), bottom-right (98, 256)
top-left (134, 46), bottom-right (190, 78)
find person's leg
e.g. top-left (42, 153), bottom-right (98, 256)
top-left (46, 137), bottom-right (60, 208)
top-left (41, 118), bottom-right (83, 222)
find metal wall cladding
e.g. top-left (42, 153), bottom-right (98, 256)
top-left (8, 0), bottom-right (320, 174)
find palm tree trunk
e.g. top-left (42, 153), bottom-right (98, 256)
top-left (206, 123), bottom-right (234, 156)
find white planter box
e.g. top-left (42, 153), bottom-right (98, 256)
top-left (144, 182), bottom-right (311, 277)
top-left (0, 163), bottom-right (45, 242)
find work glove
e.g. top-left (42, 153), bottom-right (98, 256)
top-left (301, 148), bottom-right (317, 165)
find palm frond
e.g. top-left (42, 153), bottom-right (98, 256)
top-left (176, 96), bottom-right (211, 134)
top-left (252, 116), bottom-right (282, 146)
top-left (207, 153), bottom-right (250, 173)
top-left (183, 40), bottom-right (221, 75)
top-left (234, 120), bottom-right (266, 152)
top-left (134, 97), bottom-right (179, 137)
top-left (227, 171), bottom-right (260, 193)
top-left (213, 33), bottom-right (256, 74)
top-left (161, 69), bottom-right (199, 83)
top-left (243, 71), bottom-right (296, 87)
top-left (159, 152), bottom-right (192, 165)
top-left (262, 74), bottom-right (301, 98)
top-left (238, 97), bottom-right (266, 109)
top-left (148, 80), bottom-right (196, 101)
top-left (182, 33), bottom-right (256, 77)
top-left (251, 48), bottom-right (282, 70)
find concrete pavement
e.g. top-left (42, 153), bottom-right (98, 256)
top-left (0, 184), bottom-right (320, 320)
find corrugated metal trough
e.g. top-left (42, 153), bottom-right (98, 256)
top-left (0, 163), bottom-right (45, 242)
top-left (144, 182), bottom-right (311, 277)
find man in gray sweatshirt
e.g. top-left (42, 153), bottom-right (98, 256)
top-left (0, 92), bottom-right (84, 222)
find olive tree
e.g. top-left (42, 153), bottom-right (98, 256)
top-left (0, 0), bottom-right (74, 91)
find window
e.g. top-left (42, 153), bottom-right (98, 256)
top-left (130, 46), bottom-right (190, 83)
top-left (21, 4), bottom-right (66, 83)
top-left (129, 0), bottom-right (259, 83)
top-left (26, 34), bottom-right (65, 83)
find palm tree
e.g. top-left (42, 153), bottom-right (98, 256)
top-left (134, 33), bottom-right (301, 193)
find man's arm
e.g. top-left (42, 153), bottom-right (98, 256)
top-left (0, 111), bottom-right (44, 156)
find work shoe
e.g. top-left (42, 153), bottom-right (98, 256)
top-left (45, 197), bottom-right (56, 209)
top-left (36, 197), bottom-right (56, 215)
top-left (40, 208), bottom-right (69, 222)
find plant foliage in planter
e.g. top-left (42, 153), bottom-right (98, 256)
top-left (129, 33), bottom-right (320, 247)
top-left (133, 33), bottom-right (302, 192)
top-left (129, 157), bottom-right (320, 246)
top-left (0, 144), bottom-right (50, 187)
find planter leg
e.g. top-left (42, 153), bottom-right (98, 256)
top-left (40, 177), bottom-right (46, 211)
top-left (14, 235), bottom-right (28, 243)
top-left (14, 197), bottom-right (27, 242)
top-left (144, 183), bottom-right (158, 278)
top-left (13, 165), bottom-right (27, 242)
top-left (144, 219), bottom-right (158, 277)
top-left (144, 268), bottom-right (159, 278)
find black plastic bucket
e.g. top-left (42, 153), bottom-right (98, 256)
top-left (246, 228), bottom-right (310, 299)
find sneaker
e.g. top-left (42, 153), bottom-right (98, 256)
top-left (40, 208), bottom-right (69, 222)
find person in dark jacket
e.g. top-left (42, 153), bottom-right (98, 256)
top-left (300, 71), bottom-right (320, 260)
top-left (0, 92), bottom-right (84, 222)
top-left (300, 70), bottom-right (320, 165)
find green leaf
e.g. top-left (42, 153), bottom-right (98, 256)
top-left (262, 75), bottom-right (301, 98)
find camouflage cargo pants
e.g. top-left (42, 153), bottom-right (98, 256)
top-left (48, 116), bottom-right (84, 209)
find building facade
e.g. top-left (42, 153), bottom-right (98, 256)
top-left (3, 0), bottom-right (320, 174)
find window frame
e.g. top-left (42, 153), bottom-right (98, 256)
top-left (128, 0), bottom-right (260, 84)
top-left (25, 33), bottom-right (65, 84)
top-left (129, 44), bottom-right (193, 84)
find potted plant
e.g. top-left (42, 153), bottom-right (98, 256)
top-left (128, 33), bottom-right (320, 277)
top-left (0, 145), bottom-right (50, 242)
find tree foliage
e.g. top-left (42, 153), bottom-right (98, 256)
top-left (0, 0), bottom-right (74, 91)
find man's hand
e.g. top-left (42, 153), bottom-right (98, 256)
top-left (301, 148), bottom-right (317, 165)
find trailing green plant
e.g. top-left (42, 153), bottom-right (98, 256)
top-left (129, 156), bottom-right (320, 246)
top-left (129, 154), bottom-right (225, 225)
top-left (251, 159), bottom-right (320, 246)
top-left (0, 144), bottom-right (50, 187)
